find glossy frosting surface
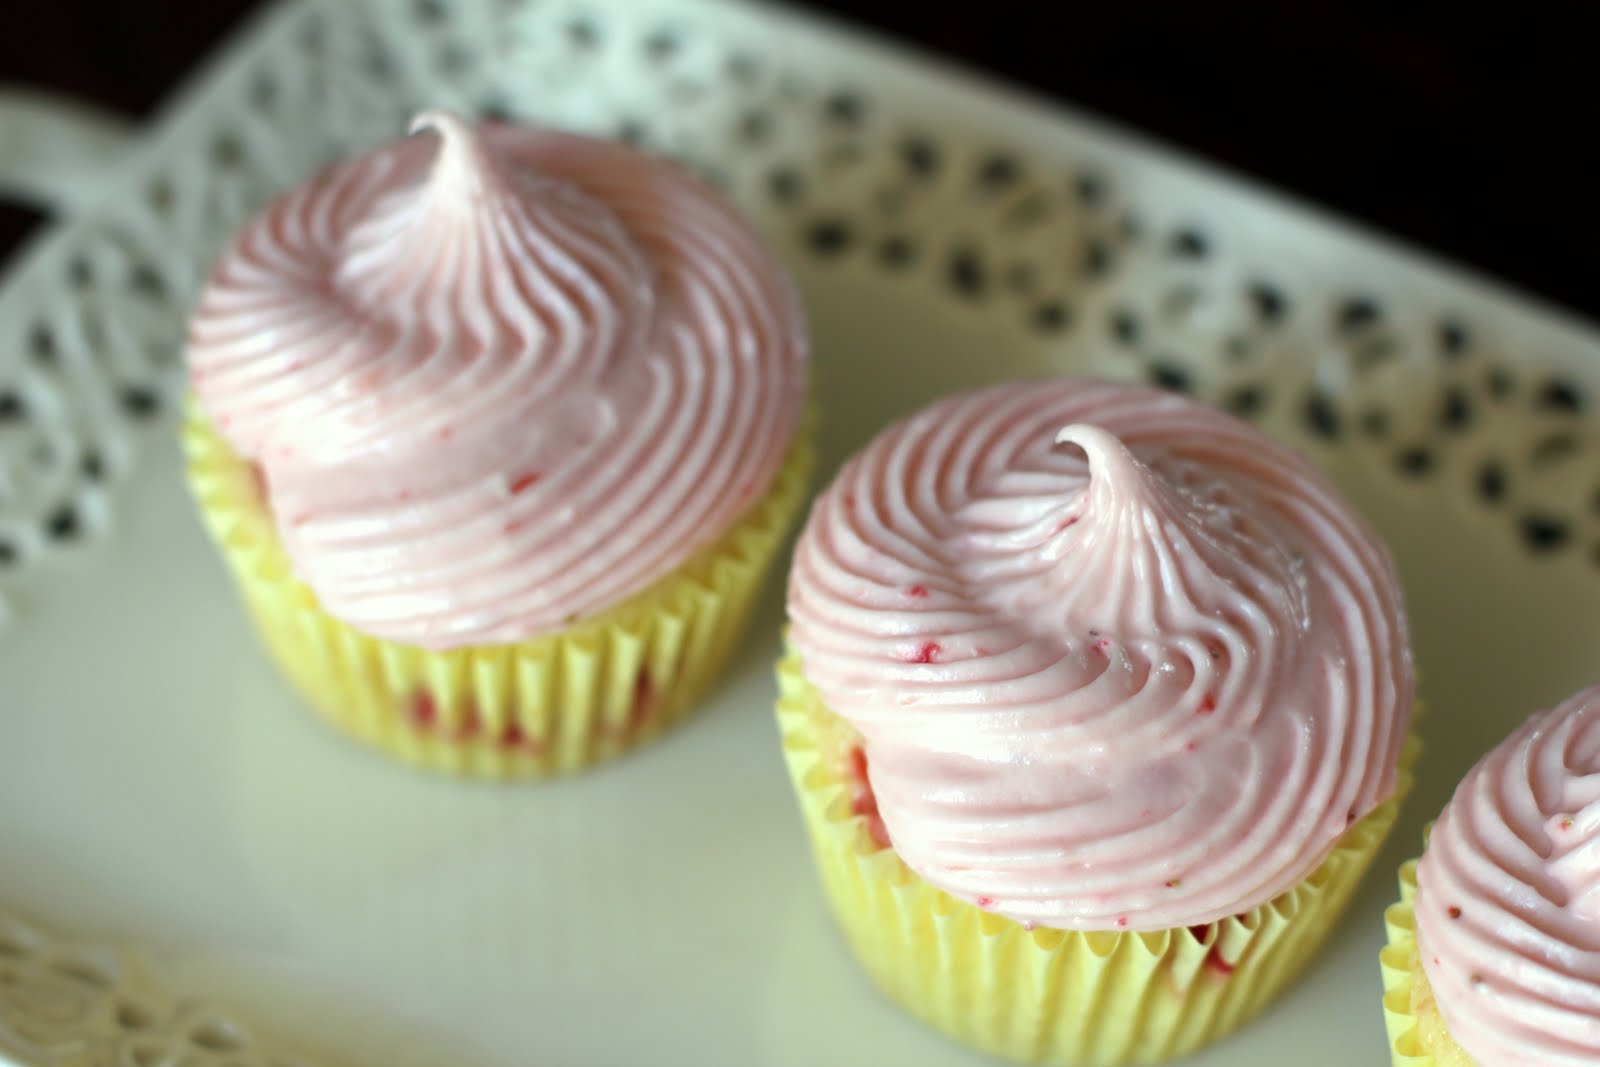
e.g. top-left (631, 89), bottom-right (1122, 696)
top-left (189, 112), bottom-right (807, 648)
top-left (1417, 686), bottom-right (1600, 1067)
top-left (788, 379), bottom-right (1413, 930)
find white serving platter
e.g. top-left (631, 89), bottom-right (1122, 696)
top-left (4, 1), bottom-right (1600, 1064)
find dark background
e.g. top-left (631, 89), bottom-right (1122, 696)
top-left (2, 0), bottom-right (1595, 321)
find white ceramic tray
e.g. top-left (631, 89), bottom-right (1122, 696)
top-left (4, 1), bottom-right (1599, 1064)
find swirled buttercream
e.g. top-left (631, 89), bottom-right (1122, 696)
top-left (1416, 686), bottom-right (1600, 1067)
top-left (188, 111), bottom-right (807, 648)
top-left (787, 379), bottom-right (1412, 930)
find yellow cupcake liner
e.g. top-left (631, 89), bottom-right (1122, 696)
top-left (184, 407), bottom-right (813, 778)
top-left (776, 647), bottom-right (1419, 1066)
top-left (1380, 857), bottom-right (1469, 1066)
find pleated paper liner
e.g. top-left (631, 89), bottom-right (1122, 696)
top-left (183, 407), bottom-right (813, 778)
top-left (776, 647), bottom-right (1420, 1066)
top-left (1380, 858), bottom-right (1465, 1067)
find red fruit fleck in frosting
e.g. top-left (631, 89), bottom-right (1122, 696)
top-left (510, 471), bottom-right (541, 493)
top-left (905, 641), bottom-right (941, 664)
top-left (907, 585), bottom-right (929, 599)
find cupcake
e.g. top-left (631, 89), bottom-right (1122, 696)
top-left (778, 378), bottom-right (1416, 1065)
top-left (184, 111), bottom-right (811, 777)
top-left (1382, 686), bottom-right (1600, 1066)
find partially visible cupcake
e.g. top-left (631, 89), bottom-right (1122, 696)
top-left (778, 378), bottom-right (1416, 1065)
top-left (1382, 686), bottom-right (1600, 1066)
top-left (184, 110), bottom-right (811, 777)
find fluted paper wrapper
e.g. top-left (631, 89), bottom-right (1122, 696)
top-left (1380, 859), bottom-right (1457, 1066)
top-left (777, 647), bottom-right (1418, 1066)
top-left (184, 408), bottom-right (812, 778)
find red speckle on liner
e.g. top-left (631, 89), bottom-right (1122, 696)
top-left (631, 668), bottom-right (660, 731)
top-left (1115, 917), bottom-right (1128, 928)
top-left (457, 704), bottom-right (483, 740)
top-left (634, 669), bottom-right (657, 708)
top-left (1448, 906), bottom-right (1462, 920)
top-left (848, 747), bottom-right (891, 849)
top-left (510, 471), bottom-right (541, 493)
top-left (499, 720), bottom-right (528, 750)
top-left (976, 896), bottom-right (994, 909)
top-left (408, 692), bottom-right (438, 730)
top-left (848, 748), bottom-right (871, 804)
top-left (907, 585), bottom-right (929, 598)
top-left (1198, 694), bottom-right (1216, 715)
top-left (1205, 947), bottom-right (1236, 978)
top-left (905, 641), bottom-right (941, 664)
top-left (246, 463), bottom-right (268, 503)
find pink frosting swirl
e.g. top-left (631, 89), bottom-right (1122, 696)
top-left (1416, 686), bottom-right (1600, 1066)
top-left (187, 112), bottom-right (807, 648)
top-left (787, 379), bottom-right (1413, 930)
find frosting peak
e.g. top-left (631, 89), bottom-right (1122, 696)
top-left (334, 111), bottom-right (650, 377)
top-left (1042, 422), bottom-right (1303, 640)
top-left (1416, 686), bottom-right (1600, 1067)
top-left (787, 379), bottom-right (1412, 930)
top-left (188, 112), bottom-right (807, 648)
top-left (409, 109), bottom-right (510, 201)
